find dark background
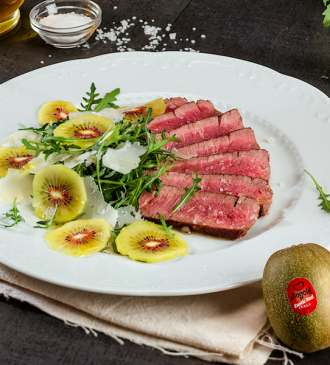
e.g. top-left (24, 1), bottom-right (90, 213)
top-left (1, 0), bottom-right (330, 364)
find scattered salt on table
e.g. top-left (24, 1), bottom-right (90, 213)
top-left (94, 16), bottom-right (199, 52)
top-left (39, 12), bottom-right (92, 28)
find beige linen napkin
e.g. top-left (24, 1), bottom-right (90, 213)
top-left (0, 263), bottom-right (273, 365)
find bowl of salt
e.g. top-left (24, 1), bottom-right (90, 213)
top-left (30, 0), bottom-right (102, 48)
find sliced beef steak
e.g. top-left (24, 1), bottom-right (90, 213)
top-left (194, 100), bottom-right (215, 119)
top-left (153, 172), bottom-right (272, 216)
top-left (160, 109), bottom-right (244, 150)
top-left (148, 100), bottom-right (215, 133)
top-left (167, 149), bottom-right (270, 180)
top-left (177, 127), bottom-right (259, 157)
top-left (139, 186), bottom-right (260, 239)
top-left (164, 97), bottom-right (188, 112)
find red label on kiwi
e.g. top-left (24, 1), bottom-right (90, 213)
top-left (286, 278), bottom-right (317, 315)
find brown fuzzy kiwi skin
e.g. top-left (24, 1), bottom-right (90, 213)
top-left (262, 243), bottom-right (330, 353)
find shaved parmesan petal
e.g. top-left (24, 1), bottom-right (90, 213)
top-left (69, 108), bottom-right (124, 124)
top-left (97, 108), bottom-right (124, 123)
top-left (0, 169), bottom-right (33, 205)
top-left (83, 176), bottom-right (118, 228)
top-left (0, 131), bottom-right (41, 147)
top-left (24, 152), bottom-right (71, 174)
top-left (102, 141), bottom-right (148, 174)
top-left (171, 147), bottom-right (197, 160)
top-left (116, 205), bottom-right (145, 229)
top-left (64, 151), bottom-right (96, 168)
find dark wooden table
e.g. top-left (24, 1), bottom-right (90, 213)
top-left (1, 1), bottom-right (330, 364)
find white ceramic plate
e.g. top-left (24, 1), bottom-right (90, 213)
top-left (0, 52), bottom-right (329, 296)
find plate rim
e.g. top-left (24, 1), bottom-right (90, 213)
top-left (0, 51), bottom-right (329, 296)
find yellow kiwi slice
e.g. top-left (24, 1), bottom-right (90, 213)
top-left (118, 98), bottom-right (166, 123)
top-left (32, 164), bottom-right (87, 223)
top-left (115, 221), bottom-right (188, 263)
top-left (0, 147), bottom-right (35, 178)
top-left (54, 114), bottom-right (116, 148)
top-left (45, 218), bottom-right (111, 257)
top-left (38, 100), bottom-right (78, 126)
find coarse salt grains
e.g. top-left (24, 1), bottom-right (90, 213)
top-left (30, 0), bottom-right (102, 48)
top-left (39, 12), bottom-right (92, 28)
top-left (37, 12), bottom-right (94, 47)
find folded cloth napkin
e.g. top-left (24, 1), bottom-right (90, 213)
top-left (0, 263), bottom-right (274, 365)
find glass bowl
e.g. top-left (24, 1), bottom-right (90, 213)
top-left (29, 0), bottom-right (102, 48)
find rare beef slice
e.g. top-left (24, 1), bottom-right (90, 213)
top-left (159, 109), bottom-right (244, 150)
top-left (177, 127), bottom-right (259, 157)
top-left (139, 186), bottom-right (260, 239)
top-left (167, 149), bottom-right (271, 180)
top-left (164, 97), bottom-right (188, 112)
top-left (148, 100), bottom-right (215, 133)
top-left (152, 172), bottom-right (272, 216)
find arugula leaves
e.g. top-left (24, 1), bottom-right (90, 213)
top-left (89, 112), bottom-right (179, 211)
top-left (94, 88), bottom-right (120, 112)
top-left (13, 83), bottom-right (201, 237)
top-left (80, 83), bottom-right (120, 111)
top-left (323, 0), bottom-right (330, 28)
top-left (22, 136), bottom-right (82, 159)
top-left (20, 94), bottom-right (179, 214)
top-left (0, 198), bottom-right (25, 228)
top-left (158, 213), bottom-right (178, 243)
top-left (171, 168), bottom-right (202, 214)
top-left (305, 170), bottom-right (330, 212)
top-left (80, 83), bottom-right (102, 111)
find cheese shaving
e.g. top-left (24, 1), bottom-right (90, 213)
top-left (24, 152), bottom-right (71, 174)
top-left (116, 205), bottom-right (145, 229)
top-left (83, 177), bottom-right (118, 228)
top-left (102, 141), bottom-right (148, 174)
top-left (64, 151), bottom-right (96, 169)
top-left (0, 169), bottom-right (33, 205)
top-left (0, 131), bottom-right (41, 147)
